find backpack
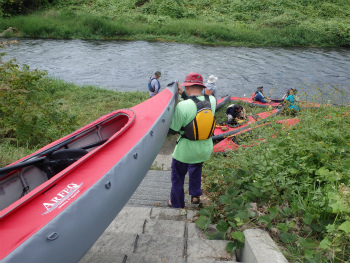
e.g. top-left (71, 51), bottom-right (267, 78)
top-left (225, 104), bottom-right (235, 118)
top-left (148, 77), bottom-right (157, 92)
top-left (251, 92), bottom-right (257, 100)
top-left (181, 95), bottom-right (216, 141)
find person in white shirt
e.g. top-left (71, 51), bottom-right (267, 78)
top-left (205, 75), bottom-right (218, 100)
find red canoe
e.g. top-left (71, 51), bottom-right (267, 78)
top-left (212, 109), bottom-right (280, 141)
top-left (213, 118), bottom-right (300, 153)
top-left (230, 96), bottom-right (338, 109)
top-left (230, 97), bottom-right (283, 108)
top-left (0, 83), bottom-right (177, 263)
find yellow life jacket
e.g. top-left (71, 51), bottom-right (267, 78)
top-left (181, 95), bottom-right (216, 141)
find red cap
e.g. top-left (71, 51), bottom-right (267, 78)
top-left (180, 73), bottom-right (206, 88)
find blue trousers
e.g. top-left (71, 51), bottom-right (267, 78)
top-left (170, 158), bottom-right (203, 208)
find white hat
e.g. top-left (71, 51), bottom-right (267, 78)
top-left (207, 75), bottom-right (218, 84)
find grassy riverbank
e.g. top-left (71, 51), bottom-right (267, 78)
top-left (199, 104), bottom-right (350, 262)
top-left (1, 0), bottom-right (350, 47)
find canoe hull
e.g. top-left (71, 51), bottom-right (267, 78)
top-left (0, 84), bottom-right (177, 263)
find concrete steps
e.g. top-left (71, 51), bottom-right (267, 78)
top-left (79, 207), bottom-right (237, 263)
top-left (79, 170), bottom-right (289, 263)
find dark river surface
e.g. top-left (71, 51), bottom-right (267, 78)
top-left (4, 39), bottom-right (350, 102)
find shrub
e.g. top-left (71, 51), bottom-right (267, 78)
top-left (0, 52), bottom-right (77, 147)
top-left (0, 0), bottom-right (53, 17)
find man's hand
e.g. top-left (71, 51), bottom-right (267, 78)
top-left (177, 81), bottom-right (184, 95)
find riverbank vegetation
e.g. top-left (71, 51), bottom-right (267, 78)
top-left (1, 0), bottom-right (350, 47)
top-left (198, 104), bottom-right (350, 261)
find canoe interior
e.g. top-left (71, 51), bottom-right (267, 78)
top-left (0, 112), bottom-right (131, 212)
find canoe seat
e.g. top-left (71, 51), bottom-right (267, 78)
top-left (38, 148), bottom-right (88, 179)
top-left (50, 148), bottom-right (88, 160)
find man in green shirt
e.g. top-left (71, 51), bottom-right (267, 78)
top-left (168, 73), bottom-right (216, 208)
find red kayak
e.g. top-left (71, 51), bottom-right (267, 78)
top-left (0, 83), bottom-right (177, 263)
top-left (230, 97), bottom-right (283, 108)
top-left (212, 109), bottom-right (280, 141)
top-left (213, 118), bottom-right (300, 153)
top-left (230, 96), bottom-right (342, 109)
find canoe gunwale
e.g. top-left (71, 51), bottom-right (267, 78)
top-left (216, 95), bottom-right (231, 110)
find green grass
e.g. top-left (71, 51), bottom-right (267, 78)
top-left (199, 104), bottom-right (350, 262)
top-left (41, 78), bottom-right (148, 123)
top-left (1, 0), bottom-right (349, 46)
top-left (0, 140), bottom-right (36, 167)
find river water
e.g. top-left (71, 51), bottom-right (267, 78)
top-left (3, 39), bottom-right (350, 101)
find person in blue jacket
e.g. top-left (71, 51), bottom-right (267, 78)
top-left (148, 71), bottom-right (162, 98)
top-left (253, 86), bottom-right (270, 103)
top-left (285, 88), bottom-right (299, 111)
